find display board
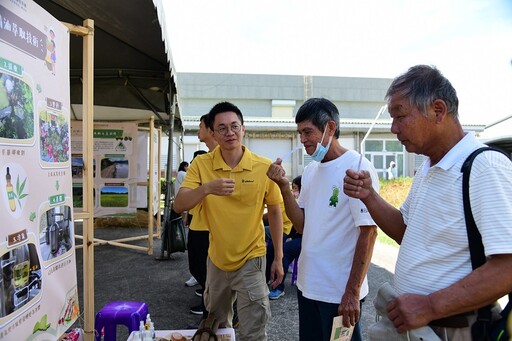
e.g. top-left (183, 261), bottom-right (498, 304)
top-left (0, 1), bottom-right (79, 340)
top-left (132, 126), bottom-right (160, 214)
top-left (71, 121), bottom-right (144, 217)
top-left (151, 128), bottom-right (160, 216)
top-left (134, 129), bottom-right (149, 209)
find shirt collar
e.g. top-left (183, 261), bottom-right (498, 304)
top-left (422, 132), bottom-right (480, 175)
top-left (212, 145), bottom-right (253, 171)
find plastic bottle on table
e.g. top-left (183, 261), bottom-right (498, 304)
top-left (145, 313), bottom-right (152, 330)
top-left (149, 321), bottom-right (155, 340)
top-left (138, 320), bottom-right (145, 339)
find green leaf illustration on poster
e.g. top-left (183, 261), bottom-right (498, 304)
top-left (32, 314), bottom-right (51, 333)
top-left (15, 174), bottom-right (28, 208)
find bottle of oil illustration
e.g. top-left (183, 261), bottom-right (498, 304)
top-left (13, 245), bottom-right (30, 289)
top-left (6, 167), bottom-right (16, 212)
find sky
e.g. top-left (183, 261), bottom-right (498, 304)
top-left (161, 0), bottom-right (512, 125)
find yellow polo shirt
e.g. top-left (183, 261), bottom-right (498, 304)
top-left (281, 201), bottom-right (293, 235)
top-left (188, 146), bottom-right (219, 232)
top-left (181, 146), bottom-right (282, 271)
top-left (188, 204), bottom-right (208, 231)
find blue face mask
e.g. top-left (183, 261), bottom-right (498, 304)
top-left (310, 125), bottom-right (333, 162)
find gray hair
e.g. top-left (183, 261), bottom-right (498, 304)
top-left (385, 65), bottom-right (459, 119)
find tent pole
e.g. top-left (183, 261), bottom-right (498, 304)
top-left (147, 116), bottom-right (155, 255)
top-left (156, 90), bottom-right (176, 260)
top-left (164, 99), bottom-right (175, 220)
top-left (157, 127), bottom-right (162, 236)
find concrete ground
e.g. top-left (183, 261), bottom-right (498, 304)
top-left (72, 223), bottom-right (398, 340)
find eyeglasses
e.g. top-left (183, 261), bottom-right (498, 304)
top-left (214, 124), bottom-right (242, 135)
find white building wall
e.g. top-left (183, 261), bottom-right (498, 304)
top-left (179, 98), bottom-right (272, 117)
top-left (247, 138), bottom-right (292, 175)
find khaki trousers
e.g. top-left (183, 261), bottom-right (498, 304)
top-left (205, 256), bottom-right (271, 341)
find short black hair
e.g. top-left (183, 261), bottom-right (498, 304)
top-left (200, 114), bottom-right (210, 128)
top-left (207, 102), bottom-right (244, 130)
top-left (295, 98), bottom-right (340, 138)
top-left (292, 175), bottom-right (302, 192)
top-left (193, 150), bottom-right (207, 160)
top-left (178, 161), bottom-right (189, 172)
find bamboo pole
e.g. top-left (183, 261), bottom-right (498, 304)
top-left (74, 234), bottom-right (158, 250)
top-left (73, 212), bottom-right (89, 220)
top-left (106, 235), bottom-right (157, 243)
top-left (63, 18), bottom-right (95, 341)
top-left (80, 18), bottom-right (95, 341)
top-left (105, 241), bottom-right (148, 252)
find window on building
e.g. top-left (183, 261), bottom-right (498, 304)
top-left (364, 139), bottom-right (404, 179)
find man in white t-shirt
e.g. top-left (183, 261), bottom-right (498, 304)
top-left (267, 98), bottom-right (378, 341)
top-left (344, 65), bottom-right (512, 340)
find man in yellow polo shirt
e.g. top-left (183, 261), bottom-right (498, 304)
top-left (174, 101), bottom-right (284, 340)
top-left (187, 114), bottom-right (218, 318)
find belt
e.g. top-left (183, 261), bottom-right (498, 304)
top-left (429, 311), bottom-right (476, 328)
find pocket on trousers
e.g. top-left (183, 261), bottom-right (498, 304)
top-left (243, 257), bottom-right (269, 301)
top-left (248, 283), bottom-right (268, 302)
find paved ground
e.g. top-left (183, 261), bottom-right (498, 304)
top-left (72, 223), bottom-right (398, 340)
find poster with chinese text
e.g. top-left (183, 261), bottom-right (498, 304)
top-left (0, 0), bottom-right (79, 340)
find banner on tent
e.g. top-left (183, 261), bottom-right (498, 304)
top-left (0, 1), bottom-right (79, 340)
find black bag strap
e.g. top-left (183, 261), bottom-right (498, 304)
top-left (461, 147), bottom-right (512, 326)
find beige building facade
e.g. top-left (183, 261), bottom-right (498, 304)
top-left (169, 72), bottom-right (486, 180)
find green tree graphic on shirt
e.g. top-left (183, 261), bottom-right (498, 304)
top-left (329, 186), bottom-right (339, 207)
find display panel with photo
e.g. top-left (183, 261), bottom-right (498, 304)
top-left (100, 186), bottom-right (128, 207)
top-left (38, 205), bottom-right (72, 261)
top-left (100, 157), bottom-right (129, 179)
top-left (0, 72), bottom-right (34, 141)
top-left (0, 243), bottom-right (41, 318)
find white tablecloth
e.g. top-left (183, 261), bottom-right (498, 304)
top-left (127, 328), bottom-right (235, 341)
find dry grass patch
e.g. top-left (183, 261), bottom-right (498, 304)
top-left (377, 177), bottom-right (413, 247)
top-left (94, 210), bottom-right (157, 228)
top-left (380, 177), bottom-right (413, 208)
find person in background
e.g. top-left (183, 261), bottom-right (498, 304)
top-left (187, 113), bottom-right (218, 319)
top-left (174, 102), bottom-right (284, 340)
top-left (185, 152), bottom-right (207, 297)
top-left (386, 161), bottom-right (396, 180)
top-left (175, 161), bottom-right (189, 194)
top-left (265, 175), bottom-right (303, 300)
top-left (291, 176), bottom-right (302, 200)
top-left (343, 65), bottom-right (512, 340)
top-left (175, 161), bottom-right (189, 223)
top-left (267, 98), bottom-right (378, 341)
top-left (263, 202), bottom-right (292, 299)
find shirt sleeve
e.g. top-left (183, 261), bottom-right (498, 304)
top-left (181, 159), bottom-right (201, 190)
top-left (265, 178), bottom-right (283, 206)
top-left (349, 158), bottom-right (379, 227)
top-left (470, 151), bottom-right (512, 256)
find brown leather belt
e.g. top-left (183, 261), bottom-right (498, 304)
top-left (429, 312), bottom-right (475, 328)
